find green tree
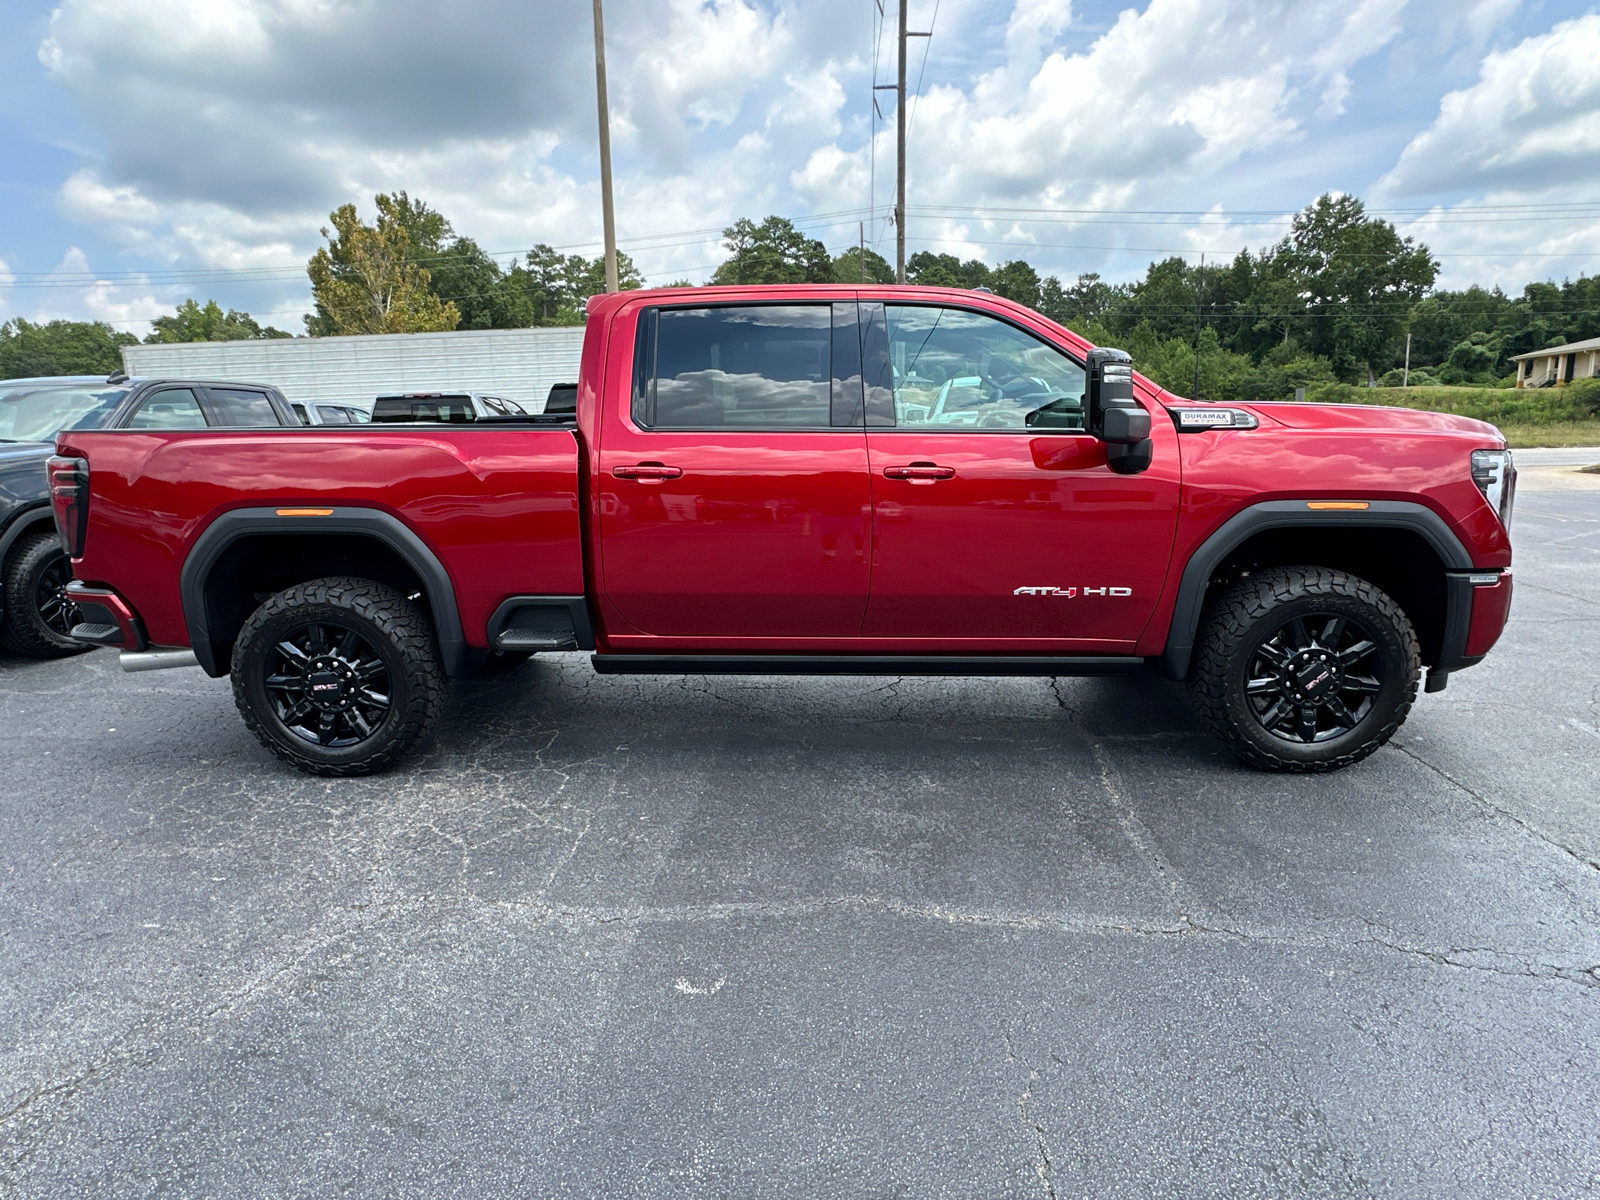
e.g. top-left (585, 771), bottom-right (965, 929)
top-left (905, 252), bottom-right (992, 290)
top-left (0, 318), bottom-right (138, 377)
top-left (831, 246), bottom-right (894, 284)
top-left (710, 217), bottom-right (832, 285)
top-left (145, 298), bottom-right (290, 343)
top-left (305, 194), bottom-right (461, 335)
top-left (1277, 193), bottom-right (1437, 383)
top-left (990, 260), bottom-right (1042, 309)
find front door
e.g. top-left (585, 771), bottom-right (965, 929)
top-left (859, 302), bottom-right (1180, 647)
top-left (598, 301), bottom-right (872, 639)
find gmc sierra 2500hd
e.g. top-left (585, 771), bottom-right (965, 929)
top-left (49, 285), bottom-right (1514, 776)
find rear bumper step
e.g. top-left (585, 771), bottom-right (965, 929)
top-left (590, 655), bottom-right (1145, 677)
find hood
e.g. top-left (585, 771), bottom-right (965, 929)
top-left (1247, 401), bottom-right (1502, 441)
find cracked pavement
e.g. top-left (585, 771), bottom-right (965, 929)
top-left (2, 465), bottom-right (1598, 1198)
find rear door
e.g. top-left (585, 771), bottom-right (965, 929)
top-left (860, 300), bottom-right (1180, 646)
top-left (597, 301), bottom-right (871, 638)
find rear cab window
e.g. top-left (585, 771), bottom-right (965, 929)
top-left (634, 305), bottom-right (856, 430)
top-left (203, 387), bottom-right (282, 427)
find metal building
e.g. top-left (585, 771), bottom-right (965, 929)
top-left (121, 326), bottom-right (586, 415)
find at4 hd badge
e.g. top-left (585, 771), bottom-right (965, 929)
top-left (1013, 585), bottom-right (1133, 597)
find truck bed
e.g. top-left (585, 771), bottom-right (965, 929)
top-left (56, 425), bottom-right (584, 652)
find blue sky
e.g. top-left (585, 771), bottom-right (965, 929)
top-left (1, 0), bottom-right (1597, 335)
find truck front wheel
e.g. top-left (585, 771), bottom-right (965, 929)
top-left (231, 577), bottom-right (445, 776)
top-left (1188, 565), bottom-right (1419, 772)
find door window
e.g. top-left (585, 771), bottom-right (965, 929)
top-left (125, 388), bottom-right (207, 429)
top-left (638, 305), bottom-right (838, 429)
top-left (205, 387), bottom-right (281, 426)
top-left (878, 305), bottom-right (1086, 431)
top-left (314, 405), bottom-right (351, 424)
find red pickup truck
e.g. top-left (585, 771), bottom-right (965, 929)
top-left (49, 285), bottom-right (1515, 776)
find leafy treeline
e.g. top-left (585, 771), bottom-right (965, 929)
top-left (305, 192), bottom-right (643, 335)
top-left (5, 192), bottom-right (1596, 400)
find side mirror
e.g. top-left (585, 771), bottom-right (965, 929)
top-left (1086, 347), bottom-right (1153, 475)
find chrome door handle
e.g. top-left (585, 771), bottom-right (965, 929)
top-left (612, 463), bottom-right (684, 483)
top-left (883, 463), bottom-right (955, 484)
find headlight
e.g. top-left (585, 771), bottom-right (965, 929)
top-left (1470, 449), bottom-right (1516, 530)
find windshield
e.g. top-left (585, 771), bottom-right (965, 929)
top-left (0, 386), bottom-right (129, 442)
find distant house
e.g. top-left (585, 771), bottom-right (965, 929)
top-left (1512, 336), bottom-right (1600, 387)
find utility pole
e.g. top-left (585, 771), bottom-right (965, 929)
top-left (896, 0), bottom-right (907, 283)
top-left (1403, 331), bottom-right (1412, 388)
top-left (876, 2), bottom-right (931, 284)
top-left (860, 221), bottom-right (867, 283)
top-left (1193, 253), bottom-right (1204, 402)
top-left (592, 0), bottom-right (619, 293)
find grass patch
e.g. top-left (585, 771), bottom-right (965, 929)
top-left (1295, 379), bottom-right (1600, 442)
top-left (1494, 422), bottom-right (1600, 449)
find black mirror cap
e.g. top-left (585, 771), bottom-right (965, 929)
top-left (1100, 406), bottom-right (1150, 444)
top-left (1106, 440), bottom-right (1153, 475)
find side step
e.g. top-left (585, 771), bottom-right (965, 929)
top-left (591, 655), bottom-right (1144, 677)
top-left (486, 596), bottom-right (595, 653)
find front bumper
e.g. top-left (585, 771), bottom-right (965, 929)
top-left (1425, 570), bottom-right (1512, 692)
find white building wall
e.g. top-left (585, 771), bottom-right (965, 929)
top-left (121, 326), bottom-right (587, 415)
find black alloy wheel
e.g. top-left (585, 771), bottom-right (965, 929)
top-left (34, 550), bottom-right (79, 640)
top-left (232, 577), bottom-right (445, 776)
top-left (1188, 565), bottom-right (1420, 772)
top-left (1, 529), bottom-right (92, 658)
top-left (1243, 612), bottom-right (1383, 745)
top-left (264, 621), bottom-right (394, 748)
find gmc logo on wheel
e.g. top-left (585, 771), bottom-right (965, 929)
top-left (1013, 586), bottom-right (1133, 597)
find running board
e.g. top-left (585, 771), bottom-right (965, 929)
top-left (590, 655), bottom-right (1144, 677)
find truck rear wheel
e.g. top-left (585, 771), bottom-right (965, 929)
top-left (1, 530), bottom-right (93, 659)
top-left (1188, 566), bottom-right (1419, 772)
top-left (231, 577), bottom-right (445, 776)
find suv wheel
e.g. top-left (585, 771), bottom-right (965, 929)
top-left (1188, 566), bottom-right (1419, 772)
top-left (232, 577), bottom-right (445, 776)
top-left (1, 530), bottom-right (92, 658)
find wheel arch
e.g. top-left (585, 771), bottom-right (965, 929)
top-left (179, 507), bottom-right (474, 679)
top-left (1159, 500), bottom-right (1473, 681)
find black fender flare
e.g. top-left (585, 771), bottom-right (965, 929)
top-left (1157, 499), bottom-right (1474, 681)
top-left (179, 506), bottom-right (473, 678)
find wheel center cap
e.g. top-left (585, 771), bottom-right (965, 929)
top-left (305, 662), bottom-right (349, 709)
top-left (1294, 654), bottom-right (1341, 701)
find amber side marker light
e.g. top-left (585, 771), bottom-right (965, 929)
top-left (276, 508), bottom-right (334, 517)
top-left (1306, 501), bottom-right (1370, 511)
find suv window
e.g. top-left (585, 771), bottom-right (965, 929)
top-left (205, 387), bottom-right (280, 426)
top-left (641, 305), bottom-right (833, 429)
top-left (125, 388), bottom-right (206, 430)
top-left (881, 305), bottom-right (1085, 431)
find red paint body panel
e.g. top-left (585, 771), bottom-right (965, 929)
top-left (55, 427), bottom-right (583, 649)
top-left (1465, 574), bottom-right (1514, 657)
top-left (55, 284), bottom-right (1516, 671)
top-left (1134, 405), bottom-right (1513, 657)
top-left (862, 429), bottom-right (1179, 648)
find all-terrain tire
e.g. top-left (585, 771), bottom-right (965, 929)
top-left (1, 529), bottom-right (92, 658)
top-left (1188, 565), bottom-right (1419, 772)
top-left (232, 577), bottom-right (445, 776)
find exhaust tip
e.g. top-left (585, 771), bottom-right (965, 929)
top-left (119, 648), bottom-right (200, 673)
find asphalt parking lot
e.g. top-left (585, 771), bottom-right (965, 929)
top-left (3, 452), bottom-right (1598, 1199)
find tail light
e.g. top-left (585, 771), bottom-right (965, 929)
top-left (47, 455), bottom-right (89, 558)
top-left (1470, 449), bottom-right (1516, 530)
